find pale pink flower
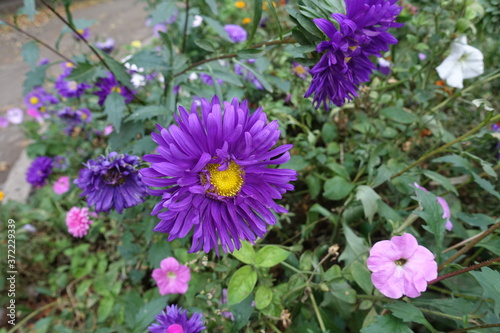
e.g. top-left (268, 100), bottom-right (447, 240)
top-left (66, 207), bottom-right (94, 238)
top-left (367, 233), bottom-right (437, 299)
top-left (53, 176), bottom-right (70, 195)
top-left (7, 108), bottom-right (23, 124)
top-left (152, 257), bottom-right (191, 295)
top-left (104, 125), bottom-right (113, 136)
top-left (414, 183), bottom-right (453, 231)
top-left (0, 117), bottom-right (8, 128)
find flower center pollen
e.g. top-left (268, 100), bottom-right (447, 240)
top-left (30, 96), bottom-right (39, 105)
top-left (167, 271), bottom-right (177, 279)
top-left (395, 258), bottom-right (407, 266)
top-left (206, 161), bottom-right (244, 197)
top-left (294, 65), bottom-right (306, 75)
top-left (111, 86), bottom-right (122, 94)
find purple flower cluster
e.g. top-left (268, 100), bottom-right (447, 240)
top-left (148, 305), bottom-right (205, 333)
top-left (24, 87), bottom-right (59, 112)
top-left (140, 96), bottom-right (297, 254)
top-left (94, 73), bottom-right (135, 106)
top-left (200, 73), bottom-right (223, 86)
top-left (57, 107), bottom-right (92, 135)
top-left (234, 61), bottom-right (264, 90)
top-left (26, 156), bottom-right (53, 187)
top-left (55, 63), bottom-right (92, 99)
top-left (74, 152), bottom-right (148, 213)
top-left (304, 0), bottom-right (403, 108)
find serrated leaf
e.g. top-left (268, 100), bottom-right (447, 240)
top-left (66, 62), bottom-right (99, 82)
top-left (472, 172), bottom-right (500, 200)
top-left (150, 2), bottom-right (177, 25)
top-left (385, 302), bottom-right (435, 332)
top-left (381, 107), bottom-right (418, 124)
top-left (361, 314), bottom-right (413, 333)
top-left (255, 285), bottom-right (273, 310)
top-left (470, 267), bottom-right (500, 316)
top-left (104, 92), bottom-right (126, 133)
top-left (423, 170), bottom-right (459, 195)
top-left (97, 49), bottom-right (133, 89)
top-left (22, 41), bottom-right (39, 69)
top-left (231, 241), bottom-right (256, 265)
top-left (355, 185), bottom-right (381, 223)
top-left (255, 246), bottom-right (290, 267)
top-left (323, 176), bottom-right (355, 201)
top-left (414, 188), bottom-right (446, 248)
top-left (227, 265), bottom-right (257, 305)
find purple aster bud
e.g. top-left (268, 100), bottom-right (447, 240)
top-left (26, 156), bottom-right (53, 187)
top-left (74, 152), bottom-right (148, 213)
top-left (95, 38), bottom-right (115, 54)
top-left (148, 305), bottom-right (205, 333)
top-left (224, 24), bottom-right (247, 43)
top-left (140, 96), bottom-right (297, 254)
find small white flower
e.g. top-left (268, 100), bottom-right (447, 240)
top-left (188, 72), bottom-right (198, 81)
top-left (131, 73), bottom-right (146, 88)
top-left (192, 15), bottom-right (203, 27)
top-left (436, 36), bottom-right (484, 89)
top-left (7, 108), bottom-right (23, 124)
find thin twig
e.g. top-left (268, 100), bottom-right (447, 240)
top-left (430, 256), bottom-right (500, 285)
top-left (446, 324), bottom-right (500, 333)
top-left (1, 19), bottom-right (73, 63)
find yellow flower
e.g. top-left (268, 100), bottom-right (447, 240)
top-left (242, 17), bottom-right (251, 24)
top-left (0, 191), bottom-right (4, 201)
top-left (131, 40), bottom-right (142, 48)
top-left (235, 1), bottom-right (246, 8)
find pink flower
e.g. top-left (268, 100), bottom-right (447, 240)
top-left (53, 176), bottom-right (70, 195)
top-left (7, 108), bottom-right (23, 124)
top-left (152, 257), bottom-right (191, 295)
top-left (0, 117), bottom-right (8, 128)
top-left (104, 125), bottom-right (113, 136)
top-left (367, 233), bottom-right (437, 299)
top-left (414, 183), bottom-right (453, 231)
top-left (66, 207), bottom-right (94, 238)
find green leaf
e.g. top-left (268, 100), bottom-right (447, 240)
top-left (22, 41), bottom-right (39, 69)
top-left (204, 17), bottom-right (233, 42)
top-left (372, 165), bottom-right (393, 188)
top-left (126, 105), bottom-right (167, 121)
top-left (330, 280), bottom-right (357, 304)
top-left (414, 188), bottom-right (446, 248)
top-left (361, 314), bottom-right (413, 333)
top-left (21, 0), bottom-right (37, 21)
top-left (96, 49), bottom-right (133, 89)
top-left (237, 48), bottom-right (265, 59)
top-left (338, 224), bottom-right (369, 265)
top-left (351, 261), bottom-right (373, 294)
top-left (321, 122), bottom-right (338, 142)
top-left (380, 107), bottom-right (418, 124)
top-left (470, 267), bottom-right (500, 315)
top-left (150, 2), bottom-right (177, 25)
top-left (194, 39), bottom-right (216, 52)
top-left (323, 176), bottom-right (355, 201)
top-left (355, 185), bottom-right (381, 223)
top-left (66, 62), bottom-right (101, 82)
top-left (234, 59), bottom-right (273, 92)
top-left (246, 0), bottom-right (262, 45)
top-left (423, 170), bottom-right (459, 196)
top-left (128, 50), bottom-right (167, 71)
top-left (97, 296), bottom-right (114, 323)
top-left (385, 302), bottom-right (435, 332)
top-left (457, 212), bottom-right (496, 229)
top-left (203, 0), bottom-right (218, 14)
top-left (432, 154), bottom-right (471, 170)
top-left (227, 265), bottom-right (257, 305)
top-left (282, 155), bottom-right (308, 171)
top-left (305, 174), bottom-right (321, 199)
top-left (265, 0), bottom-right (283, 40)
top-left (104, 92), bottom-right (126, 134)
top-left (255, 285), bottom-right (273, 310)
top-left (23, 66), bottom-right (47, 95)
top-left (133, 297), bottom-right (168, 330)
top-left (471, 172), bottom-right (500, 200)
top-left (231, 241), bottom-right (256, 265)
top-left (255, 246), bottom-right (291, 267)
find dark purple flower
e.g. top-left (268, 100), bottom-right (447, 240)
top-left (94, 72), bottom-right (135, 106)
top-left (24, 87), bottom-right (59, 111)
top-left (73, 27), bottom-right (91, 40)
top-left (26, 156), bottom-right (53, 187)
top-left (200, 73), bottom-right (223, 86)
top-left (140, 96), bottom-right (297, 254)
top-left (376, 58), bottom-right (392, 76)
top-left (58, 107), bottom-right (92, 135)
top-left (292, 62), bottom-right (309, 79)
top-left (95, 38), bottom-right (115, 53)
top-left (53, 155), bottom-right (68, 170)
top-left (55, 70), bottom-right (92, 99)
top-left (305, 0), bottom-right (403, 108)
top-left (74, 152), bottom-right (148, 213)
top-left (148, 305), bottom-right (205, 333)
top-left (224, 24), bottom-right (247, 43)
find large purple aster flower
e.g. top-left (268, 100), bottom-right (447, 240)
top-left (305, 0), bottom-right (403, 108)
top-left (24, 87), bottom-right (59, 111)
top-left (94, 72), bottom-right (135, 106)
top-left (224, 24), bottom-right (247, 43)
top-left (26, 156), bottom-right (53, 187)
top-left (74, 152), bottom-right (148, 213)
top-left (148, 305), bottom-right (205, 333)
top-left (55, 70), bottom-right (92, 99)
top-left (140, 96), bottom-right (297, 254)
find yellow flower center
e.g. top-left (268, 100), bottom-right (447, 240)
top-left (294, 65), bottom-right (306, 75)
top-left (40, 106), bottom-right (46, 113)
top-left (81, 113), bottom-right (87, 120)
top-left (111, 86), bottom-right (122, 94)
top-left (242, 17), bottom-right (251, 24)
top-left (235, 1), bottom-right (246, 8)
top-left (206, 161), bottom-right (244, 197)
top-left (167, 271), bottom-right (177, 279)
top-left (66, 62), bottom-right (74, 68)
top-left (77, 29), bottom-right (84, 34)
top-left (0, 191), bottom-right (4, 201)
top-left (131, 40), bottom-right (142, 48)
top-left (30, 96), bottom-right (39, 105)
top-left (395, 258), bottom-right (407, 266)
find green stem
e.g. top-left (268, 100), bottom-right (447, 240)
top-left (446, 324), bottom-right (500, 333)
top-left (427, 285), bottom-right (490, 301)
top-left (8, 300), bottom-right (61, 333)
top-left (308, 289), bottom-right (326, 332)
top-left (181, 0), bottom-right (189, 53)
top-left (394, 213), bottom-right (420, 234)
top-left (430, 257), bottom-right (500, 285)
top-left (391, 114), bottom-right (500, 180)
top-left (419, 308), bottom-right (467, 322)
top-left (357, 294), bottom-right (393, 302)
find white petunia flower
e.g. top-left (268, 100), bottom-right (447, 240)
top-left (436, 36), bottom-right (484, 89)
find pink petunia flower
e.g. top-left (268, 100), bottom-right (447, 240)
top-left (414, 183), bottom-right (453, 231)
top-left (53, 176), bottom-right (70, 195)
top-left (66, 207), bottom-right (94, 238)
top-left (367, 233), bottom-right (437, 299)
top-left (103, 125), bottom-right (114, 136)
top-left (152, 257), bottom-right (191, 295)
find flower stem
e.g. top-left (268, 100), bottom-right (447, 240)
top-left (391, 114), bottom-right (500, 180)
top-left (394, 213), bottom-right (420, 234)
top-left (181, 0), bottom-right (189, 53)
top-left (440, 221), bottom-right (500, 270)
top-left (7, 300), bottom-right (62, 333)
top-left (429, 256), bottom-right (500, 285)
top-left (307, 288), bottom-right (326, 332)
top-left (1, 19), bottom-right (74, 63)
